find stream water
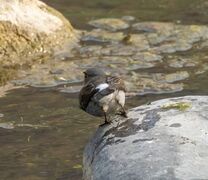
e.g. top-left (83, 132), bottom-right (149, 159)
top-left (0, 0), bottom-right (208, 179)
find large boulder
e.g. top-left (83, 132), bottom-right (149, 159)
top-left (83, 96), bottom-right (208, 180)
top-left (0, 0), bottom-right (78, 67)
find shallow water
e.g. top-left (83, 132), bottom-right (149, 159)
top-left (1, 0), bottom-right (208, 179)
top-left (44, 0), bottom-right (208, 29)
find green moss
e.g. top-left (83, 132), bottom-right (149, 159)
top-left (162, 102), bottom-right (191, 111)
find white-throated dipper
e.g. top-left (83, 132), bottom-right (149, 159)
top-left (79, 68), bottom-right (127, 126)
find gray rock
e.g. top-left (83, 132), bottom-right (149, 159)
top-left (127, 60), bottom-right (156, 70)
top-left (168, 58), bottom-right (197, 68)
top-left (132, 52), bottom-right (162, 62)
top-left (0, 122), bottom-right (14, 129)
top-left (88, 18), bottom-right (129, 31)
top-left (81, 29), bottom-right (124, 43)
top-left (121, 16), bottom-right (136, 22)
top-left (83, 96), bottom-right (208, 180)
top-left (122, 34), bottom-right (150, 50)
top-left (132, 22), bottom-right (174, 33)
top-left (153, 71), bottom-right (190, 83)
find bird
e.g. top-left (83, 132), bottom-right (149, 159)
top-left (79, 68), bottom-right (127, 126)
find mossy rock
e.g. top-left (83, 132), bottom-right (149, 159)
top-left (162, 102), bottom-right (192, 111)
top-left (0, 0), bottom-right (78, 85)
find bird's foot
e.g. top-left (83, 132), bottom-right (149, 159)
top-left (116, 111), bottom-right (128, 118)
top-left (99, 120), bottom-right (111, 127)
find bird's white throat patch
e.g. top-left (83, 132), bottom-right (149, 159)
top-left (96, 83), bottom-right (109, 92)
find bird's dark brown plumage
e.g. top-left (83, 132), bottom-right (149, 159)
top-left (79, 75), bottom-right (126, 111)
top-left (79, 68), bottom-right (127, 126)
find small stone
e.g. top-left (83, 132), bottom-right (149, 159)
top-left (153, 43), bottom-right (176, 53)
top-left (78, 45), bottom-right (102, 56)
top-left (121, 16), bottom-right (135, 22)
top-left (175, 42), bottom-right (192, 52)
top-left (81, 29), bottom-right (124, 43)
top-left (123, 34), bottom-right (150, 50)
top-left (132, 52), bottom-right (162, 62)
top-left (0, 113), bottom-right (4, 118)
top-left (0, 122), bottom-right (14, 129)
top-left (49, 69), bottom-right (64, 75)
top-left (199, 40), bottom-right (208, 49)
top-left (153, 71), bottom-right (189, 83)
top-left (146, 33), bottom-right (174, 46)
top-left (58, 85), bottom-right (82, 93)
top-left (124, 73), bottom-right (184, 95)
top-left (102, 45), bottom-right (137, 56)
top-left (195, 63), bottom-right (208, 75)
top-left (168, 58), bottom-right (197, 68)
top-left (88, 18), bottom-right (129, 31)
top-left (132, 22), bottom-right (174, 33)
top-left (127, 61), bottom-right (155, 70)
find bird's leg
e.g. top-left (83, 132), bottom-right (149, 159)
top-left (117, 103), bottom-right (128, 118)
top-left (99, 113), bottom-right (110, 127)
top-left (120, 106), bottom-right (128, 118)
top-left (99, 106), bottom-right (110, 127)
top-left (104, 112), bottom-right (110, 124)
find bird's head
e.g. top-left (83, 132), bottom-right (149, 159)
top-left (83, 68), bottom-right (105, 83)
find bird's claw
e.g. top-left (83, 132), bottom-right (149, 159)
top-left (99, 121), bottom-right (110, 127)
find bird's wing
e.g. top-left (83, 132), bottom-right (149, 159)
top-left (79, 76), bottom-right (126, 110)
top-left (79, 81), bottom-right (99, 110)
top-left (106, 76), bottom-right (126, 92)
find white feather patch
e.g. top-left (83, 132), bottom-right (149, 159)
top-left (96, 83), bottom-right (109, 92)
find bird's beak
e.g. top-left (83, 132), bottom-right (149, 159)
top-left (83, 72), bottom-right (87, 79)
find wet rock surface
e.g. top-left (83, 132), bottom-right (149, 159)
top-left (88, 18), bottom-right (129, 31)
top-left (4, 17), bottom-right (208, 95)
top-left (83, 96), bottom-right (208, 180)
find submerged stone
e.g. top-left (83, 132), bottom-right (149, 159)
top-left (121, 16), bottom-right (136, 22)
top-left (88, 18), bottom-right (129, 31)
top-left (99, 44), bottom-right (138, 56)
top-left (127, 60), bottom-right (155, 70)
top-left (0, 122), bottom-right (14, 129)
top-left (124, 73), bottom-right (184, 95)
top-left (132, 52), bottom-right (162, 62)
top-left (153, 71), bottom-right (189, 83)
top-left (78, 45), bottom-right (103, 57)
top-left (132, 22), bottom-right (174, 33)
top-left (122, 34), bottom-right (150, 50)
top-left (81, 29), bottom-right (124, 43)
top-left (168, 58), bottom-right (197, 68)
